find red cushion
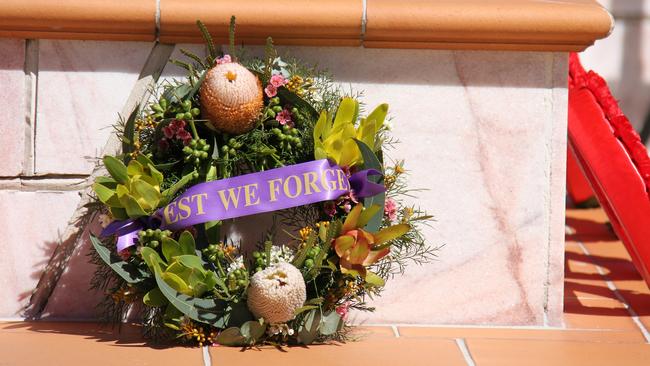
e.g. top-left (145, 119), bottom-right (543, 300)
top-left (568, 54), bottom-right (650, 285)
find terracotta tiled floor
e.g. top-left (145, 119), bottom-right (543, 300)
top-left (2, 208), bottom-right (650, 365)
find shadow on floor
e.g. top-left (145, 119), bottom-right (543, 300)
top-left (2, 321), bottom-right (176, 348)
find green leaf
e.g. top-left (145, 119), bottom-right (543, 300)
top-left (175, 255), bottom-right (205, 272)
top-left (131, 179), bottom-right (161, 209)
top-left (366, 103), bottom-right (389, 133)
top-left (240, 321), bottom-right (267, 344)
top-left (109, 207), bottom-right (128, 220)
top-left (178, 231), bottom-right (196, 255)
top-left (162, 271), bottom-right (192, 296)
top-left (297, 309), bottom-right (321, 345)
top-left (364, 271), bottom-right (386, 287)
top-left (319, 311), bottom-right (343, 335)
top-left (216, 327), bottom-right (247, 347)
top-left (121, 107), bottom-right (138, 162)
top-left (118, 193), bottom-right (148, 218)
top-left (103, 156), bottom-right (129, 184)
top-left (332, 97), bottom-right (359, 131)
top-left (92, 182), bottom-right (120, 207)
top-left (95, 176), bottom-right (117, 189)
top-left (277, 87), bottom-right (318, 119)
top-left (90, 234), bottom-right (148, 284)
top-left (140, 246), bottom-right (167, 272)
top-left (162, 237), bottom-right (182, 262)
top-left (126, 159), bottom-right (145, 177)
top-left (143, 288), bottom-right (167, 307)
top-left (161, 170), bottom-right (196, 202)
top-left (154, 269), bottom-right (241, 327)
top-left (373, 224), bottom-right (410, 247)
top-left (354, 139), bottom-right (385, 232)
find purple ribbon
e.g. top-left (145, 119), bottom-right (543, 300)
top-left (101, 159), bottom-right (384, 251)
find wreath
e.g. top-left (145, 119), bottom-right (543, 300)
top-left (89, 18), bottom-right (436, 347)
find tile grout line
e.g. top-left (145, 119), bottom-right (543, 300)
top-left (454, 338), bottom-right (477, 366)
top-left (202, 346), bottom-right (211, 366)
top-left (391, 325), bottom-right (400, 338)
top-left (577, 241), bottom-right (650, 343)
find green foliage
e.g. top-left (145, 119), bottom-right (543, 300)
top-left (90, 234), bottom-right (149, 284)
top-left (297, 309), bottom-right (343, 344)
top-left (313, 98), bottom-right (387, 168)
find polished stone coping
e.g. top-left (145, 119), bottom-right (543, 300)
top-left (0, 0), bottom-right (612, 51)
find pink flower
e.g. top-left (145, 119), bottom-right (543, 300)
top-left (335, 302), bottom-right (350, 321)
top-left (162, 126), bottom-right (175, 139)
top-left (384, 198), bottom-right (398, 222)
top-left (275, 108), bottom-right (293, 127)
top-left (269, 74), bottom-right (287, 88)
top-left (216, 55), bottom-right (232, 64)
top-left (264, 84), bottom-right (277, 98)
top-left (176, 129), bottom-right (193, 145)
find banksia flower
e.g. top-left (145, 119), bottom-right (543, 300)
top-left (200, 62), bottom-right (263, 134)
top-left (247, 262), bottom-right (306, 324)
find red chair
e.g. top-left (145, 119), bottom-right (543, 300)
top-left (568, 53), bottom-right (650, 286)
top-left (567, 148), bottom-right (596, 206)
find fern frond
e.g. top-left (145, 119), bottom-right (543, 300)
top-left (197, 20), bottom-right (217, 61)
top-left (229, 16), bottom-right (237, 60)
top-left (179, 48), bottom-right (206, 70)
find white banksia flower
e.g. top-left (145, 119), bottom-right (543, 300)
top-left (247, 262), bottom-right (306, 324)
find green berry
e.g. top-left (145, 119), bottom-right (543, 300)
top-left (191, 108), bottom-right (200, 116)
top-left (304, 259), bottom-right (314, 268)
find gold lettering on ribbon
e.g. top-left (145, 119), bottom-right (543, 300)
top-left (217, 186), bottom-right (243, 210)
top-left (268, 178), bottom-right (283, 202)
top-left (303, 171), bottom-right (321, 195)
top-left (164, 202), bottom-right (179, 224)
top-left (283, 175), bottom-right (302, 198)
top-left (336, 168), bottom-right (348, 191)
top-left (191, 193), bottom-right (208, 215)
top-left (177, 196), bottom-right (192, 220)
top-left (244, 183), bottom-right (261, 206)
top-left (321, 168), bottom-right (338, 191)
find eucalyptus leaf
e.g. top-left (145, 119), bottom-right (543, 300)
top-left (215, 327), bottom-right (247, 346)
top-left (90, 234), bottom-right (148, 284)
top-left (143, 288), bottom-right (167, 307)
top-left (153, 269), bottom-right (240, 327)
top-left (319, 311), bottom-right (344, 335)
top-left (297, 309), bottom-right (321, 345)
top-left (140, 246), bottom-right (167, 272)
top-left (240, 321), bottom-right (267, 343)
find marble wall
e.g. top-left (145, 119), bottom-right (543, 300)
top-left (0, 40), bottom-right (568, 326)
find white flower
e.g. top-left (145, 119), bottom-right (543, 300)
top-left (247, 262), bottom-right (306, 324)
top-left (270, 245), bottom-right (295, 264)
top-left (226, 255), bottom-right (245, 274)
